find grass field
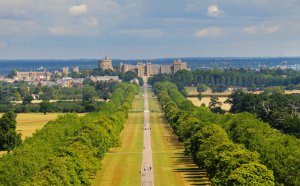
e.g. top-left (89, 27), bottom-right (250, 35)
top-left (148, 88), bottom-right (162, 112)
top-left (0, 113), bottom-right (87, 140)
top-left (92, 97), bottom-right (143, 186)
top-left (130, 87), bottom-right (144, 112)
top-left (188, 97), bottom-right (231, 111)
top-left (150, 97), bottom-right (210, 186)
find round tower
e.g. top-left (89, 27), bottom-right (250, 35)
top-left (98, 57), bottom-right (113, 70)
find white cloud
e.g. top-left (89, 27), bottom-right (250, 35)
top-left (119, 29), bottom-right (164, 38)
top-left (243, 24), bottom-right (279, 35)
top-left (263, 24), bottom-right (279, 33)
top-left (243, 26), bottom-right (257, 35)
top-left (49, 26), bottom-right (67, 36)
top-left (194, 27), bottom-right (222, 38)
top-left (68, 4), bottom-right (88, 16)
top-left (207, 5), bottom-right (221, 17)
top-left (0, 42), bottom-right (6, 49)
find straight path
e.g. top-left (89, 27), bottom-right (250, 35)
top-left (141, 84), bottom-right (154, 186)
top-left (91, 95), bottom-right (143, 186)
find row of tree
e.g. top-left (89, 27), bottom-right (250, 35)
top-left (0, 81), bottom-right (119, 113)
top-left (149, 68), bottom-right (300, 92)
top-left (154, 82), bottom-right (275, 185)
top-left (0, 83), bottom-right (138, 185)
top-left (154, 82), bottom-right (300, 185)
top-left (228, 91), bottom-right (300, 137)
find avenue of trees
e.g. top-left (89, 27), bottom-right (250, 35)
top-left (0, 83), bottom-right (138, 185)
top-left (228, 91), bottom-right (300, 137)
top-left (154, 81), bottom-right (300, 185)
top-left (149, 68), bottom-right (300, 92)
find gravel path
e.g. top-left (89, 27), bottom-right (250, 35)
top-left (141, 84), bottom-right (154, 186)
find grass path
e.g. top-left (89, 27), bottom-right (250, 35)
top-left (91, 95), bottom-right (143, 186)
top-left (149, 95), bottom-right (211, 186)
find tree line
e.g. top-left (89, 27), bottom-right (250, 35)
top-left (154, 81), bottom-right (300, 185)
top-left (0, 83), bottom-right (138, 185)
top-left (0, 81), bottom-right (118, 113)
top-left (149, 68), bottom-right (300, 92)
top-left (228, 91), bottom-right (300, 138)
top-left (154, 82), bottom-right (274, 185)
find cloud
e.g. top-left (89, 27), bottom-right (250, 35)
top-left (207, 5), bottom-right (221, 17)
top-left (194, 27), bottom-right (222, 38)
top-left (243, 24), bottom-right (279, 35)
top-left (119, 29), bottom-right (164, 38)
top-left (0, 42), bottom-right (6, 49)
top-left (49, 26), bottom-right (67, 36)
top-left (243, 26), bottom-right (257, 35)
top-left (68, 4), bottom-right (88, 16)
top-left (263, 24), bottom-right (279, 33)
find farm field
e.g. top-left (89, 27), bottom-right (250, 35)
top-left (150, 96), bottom-right (210, 186)
top-left (92, 96), bottom-right (143, 186)
top-left (188, 97), bottom-right (231, 111)
top-left (0, 113), bottom-right (86, 140)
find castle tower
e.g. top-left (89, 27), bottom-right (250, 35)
top-left (99, 57), bottom-right (113, 70)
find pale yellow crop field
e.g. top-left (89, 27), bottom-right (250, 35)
top-left (188, 97), bottom-right (231, 111)
top-left (0, 113), bottom-right (86, 140)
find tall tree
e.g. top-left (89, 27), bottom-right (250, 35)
top-left (0, 112), bottom-right (21, 151)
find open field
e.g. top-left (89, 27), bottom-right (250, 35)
top-left (188, 97), bottom-right (231, 111)
top-left (185, 86), bottom-right (300, 97)
top-left (92, 97), bottom-right (143, 186)
top-left (150, 96), bottom-right (210, 186)
top-left (0, 113), bottom-right (86, 140)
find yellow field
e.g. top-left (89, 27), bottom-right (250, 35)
top-left (150, 96), bottom-right (210, 186)
top-left (92, 97), bottom-right (143, 186)
top-left (0, 113), bottom-right (86, 140)
top-left (188, 97), bottom-right (231, 111)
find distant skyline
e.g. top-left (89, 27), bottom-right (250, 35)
top-left (0, 0), bottom-right (300, 59)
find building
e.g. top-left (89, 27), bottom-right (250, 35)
top-left (62, 67), bottom-right (69, 75)
top-left (72, 66), bottom-right (79, 73)
top-left (172, 59), bottom-right (187, 73)
top-left (99, 57), bottom-right (113, 70)
top-left (14, 71), bottom-right (52, 81)
top-left (120, 59), bottom-right (188, 77)
top-left (90, 76), bottom-right (121, 82)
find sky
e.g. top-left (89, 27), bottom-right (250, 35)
top-left (0, 0), bottom-right (300, 59)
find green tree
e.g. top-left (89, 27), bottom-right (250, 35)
top-left (22, 94), bottom-right (33, 105)
top-left (197, 84), bottom-right (209, 92)
top-left (0, 112), bottom-right (21, 151)
top-left (39, 101), bottom-right (52, 115)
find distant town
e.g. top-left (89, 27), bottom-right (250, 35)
top-left (0, 57), bottom-right (188, 87)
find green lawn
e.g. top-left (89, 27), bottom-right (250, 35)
top-left (150, 96), bottom-right (210, 186)
top-left (92, 96), bottom-right (143, 186)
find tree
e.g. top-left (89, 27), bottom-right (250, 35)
top-left (40, 101), bottom-right (52, 115)
top-left (197, 93), bottom-right (203, 101)
top-left (22, 94), bottom-right (33, 105)
top-left (197, 84), bottom-right (208, 92)
top-left (0, 112), bottom-right (21, 151)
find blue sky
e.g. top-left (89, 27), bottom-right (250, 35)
top-left (0, 0), bottom-right (300, 59)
